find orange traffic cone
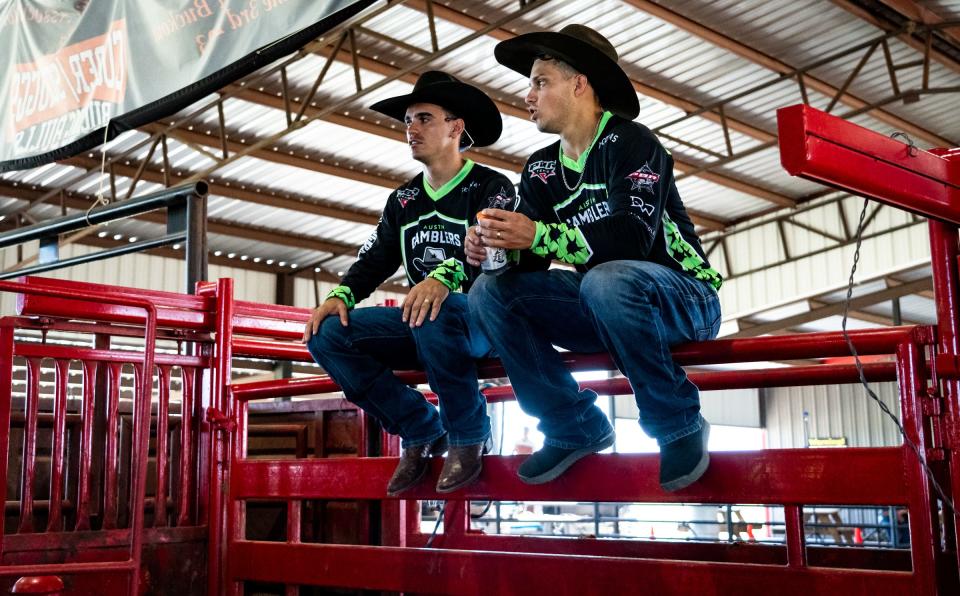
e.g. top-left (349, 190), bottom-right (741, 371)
top-left (649, 526), bottom-right (656, 540)
top-left (746, 524), bottom-right (756, 541)
top-left (854, 527), bottom-right (864, 545)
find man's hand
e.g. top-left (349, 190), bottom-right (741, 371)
top-left (402, 277), bottom-right (450, 327)
top-left (465, 225), bottom-right (487, 267)
top-left (476, 208), bottom-right (537, 250)
top-left (301, 297), bottom-right (349, 342)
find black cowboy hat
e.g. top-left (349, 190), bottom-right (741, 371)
top-left (494, 24), bottom-right (639, 120)
top-left (368, 71), bottom-right (502, 147)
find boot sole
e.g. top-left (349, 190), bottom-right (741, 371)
top-left (518, 432), bottom-right (615, 485)
top-left (660, 421), bottom-right (711, 492)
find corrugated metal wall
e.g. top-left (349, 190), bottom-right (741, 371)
top-left (763, 381), bottom-right (902, 448)
top-left (716, 196), bottom-right (928, 317)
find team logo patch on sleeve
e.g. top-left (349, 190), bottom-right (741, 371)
top-left (528, 160), bottom-right (557, 183)
top-left (397, 187), bottom-right (419, 207)
top-left (487, 187), bottom-right (515, 210)
top-left (626, 164), bottom-right (660, 193)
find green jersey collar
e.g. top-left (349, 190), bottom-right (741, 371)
top-left (423, 159), bottom-right (475, 201)
top-left (559, 111), bottom-right (614, 174)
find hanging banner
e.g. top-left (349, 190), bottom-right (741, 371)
top-left (0, 0), bottom-right (376, 172)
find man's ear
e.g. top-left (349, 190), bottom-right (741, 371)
top-left (573, 73), bottom-right (592, 98)
top-left (450, 119), bottom-right (465, 139)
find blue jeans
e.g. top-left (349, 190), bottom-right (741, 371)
top-left (469, 261), bottom-right (721, 448)
top-left (306, 293), bottom-right (492, 448)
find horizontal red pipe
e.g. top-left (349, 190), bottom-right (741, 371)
top-left (0, 559), bottom-right (137, 577)
top-left (232, 327), bottom-right (923, 368)
top-left (14, 344), bottom-right (207, 368)
top-left (231, 447), bottom-right (908, 505)
top-left (408, 534), bottom-right (911, 571)
top-left (228, 540), bottom-right (917, 595)
top-left (232, 361), bottom-right (898, 403)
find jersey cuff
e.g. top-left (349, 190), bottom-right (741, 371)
top-left (427, 258), bottom-right (466, 291)
top-left (326, 285), bottom-right (356, 309)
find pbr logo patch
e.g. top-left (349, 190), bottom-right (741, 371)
top-left (528, 160), bottom-right (556, 184)
top-left (626, 164), bottom-right (660, 193)
top-left (397, 187), bottom-right (419, 208)
top-left (487, 187), bottom-right (515, 210)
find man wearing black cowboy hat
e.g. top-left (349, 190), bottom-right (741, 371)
top-left (303, 71), bottom-right (515, 495)
top-left (466, 25), bottom-right (723, 492)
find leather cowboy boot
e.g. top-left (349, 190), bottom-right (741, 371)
top-left (386, 434), bottom-right (448, 496)
top-left (435, 438), bottom-right (490, 493)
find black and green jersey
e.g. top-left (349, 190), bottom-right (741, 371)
top-left (520, 112), bottom-right (722, 291)
top-left (329, 160), bottom-right (517, 308)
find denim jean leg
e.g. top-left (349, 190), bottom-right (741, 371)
top-left (469, 270), bottom-right (613, 449)
top-left (306, 307), bottom-right (445, 448)
top-left (579, 261), bottom-right (721, 444)
top-left (410, 293), bottom-right (490, 447)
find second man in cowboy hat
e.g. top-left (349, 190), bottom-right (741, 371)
top-left (303, 71), bottom-right (513, 495)
top-left (466, 25), bottom-right (723, 492)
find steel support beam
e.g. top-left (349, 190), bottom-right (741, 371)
top-left (623, 0), bottom-right (953, 147)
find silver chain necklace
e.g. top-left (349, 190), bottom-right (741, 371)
top-left (559, 114), bottom-right (604, 192)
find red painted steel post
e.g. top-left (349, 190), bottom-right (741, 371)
top-left (176, 366), bottom-right (195, 527)
top-left (928, 217), bottom-right (960, 573)
top-left (46, 360), bottom-right (70, 532)
top-left (897, 338), bottom-right (940, 594)
top-left (19, 358), bottom-right (40, 534)
top-left (75, 361), bottom-right (97, 531)
top-left (154, 365), bottom-right (171, 527)
top-left (126, 303), bottom-right (159, 596)
top-left (207, 278), bottom-right (235, 596)
top-left (102, 363), bottom-right (122, 529)
top-left (783, 504), bottom-right (806, 569)
top-left (0, 323), bottom-right (14, 558)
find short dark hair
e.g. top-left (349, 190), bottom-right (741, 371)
top-left (534, 53), bottom-right (580, 79)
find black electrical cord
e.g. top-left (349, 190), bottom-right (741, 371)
top-left (841, 190), bottom-right (957, 522)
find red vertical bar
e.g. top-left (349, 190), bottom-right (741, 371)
top-left (103, 362), bottom-right (122, 529)
top-left (128, 362), bottom-right (144, 525)
top-left (228, 397), bottom-right (247, 596)
top-left (928, 220), bottom-right (960, 570)
top-left (75, 361), bottom-right (97, 531)
top-left (284, 499), bottom-right (301, 596)
top-left (442, 500), bottom-right (468, 540)
top-left (154, 365), bottom-right (170, 527)
top-left (177, 366), bottom-right (194, 527)
top-left (128, 302), bottom-right (159, 595)
top-left (208, 278), bottom-right (234, 596)
top-left (784, 504), bottom-right (806, 568)
top-left (195, 361), bottom-right (211, 527)
top-left (46, 359), bottom-right (70, 532)
top-left (19, 358), bottom-right (41, 533)
top-left (897, 339), bottom-right (940, 593)
top-left (0, 323), bottom-right (16, 557)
